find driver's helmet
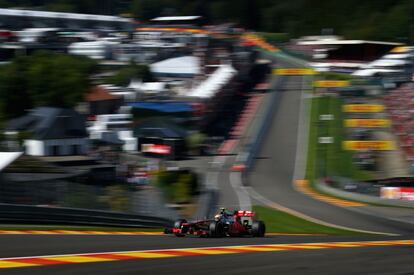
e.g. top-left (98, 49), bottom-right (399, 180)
top-left (214, 214), bottom-right (221, 221)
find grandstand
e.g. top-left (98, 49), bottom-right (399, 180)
top-left (384, 83), bottom-right (414, 161)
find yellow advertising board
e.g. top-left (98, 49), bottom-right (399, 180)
top-left (344, 119), bottom-right (391, 128)
top-left (343, 141), bottom-right (395, 151)
top-left (342, 104), bottom-right (385, 113)
top-left (390, 46), bottom-right (410, 53)
top-left (273, 68), bottom-right (316, 75)
top-left (313, 80), bottom-right (349, 88)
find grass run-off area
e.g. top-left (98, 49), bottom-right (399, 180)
top-left (253, 206), bottom-right (363, 235)
top-left (0, 225), bottom-right (163, 232)
top-left (306, 95), bottom-right (374, 182)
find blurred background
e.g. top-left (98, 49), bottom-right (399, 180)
top-left (0, 0), bottom-right (413, 226)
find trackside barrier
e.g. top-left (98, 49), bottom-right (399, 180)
top-left (0, 203), bottom-right (173, 228)
top-left (315, 180), bottom-right (414, 209)
top-left (241, 50), bottom-right (414, 211)
top-left (242, 67), bottom-right (287, 176)
top-left (195, 51), bottom-right (301, 218)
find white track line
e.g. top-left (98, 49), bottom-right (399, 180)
top-left (292, 75), bottom-right (311, 181)
top-left (245, 186), bottom-right (398, 236)
top-left (229, 171), bottom-right (252, 211)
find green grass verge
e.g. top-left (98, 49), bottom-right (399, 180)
top-left (306, 96), bottom-right (374, 182)
top-left (0, 225), bottom-right (163, 232)
top-left (253, 206), bottom-right (363, 235)
top-left (318, 72), bottom-right (353, 80)
top-left (305, 95), bottom-right (414, 208)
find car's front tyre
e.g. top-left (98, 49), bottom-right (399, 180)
top-left (174, 219), bottom-right (187, 237)
top-left (209, 221), bottom-right (225, 237)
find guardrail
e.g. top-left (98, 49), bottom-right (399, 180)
top-left (242, 54), bottom-right (287, 175)
top-left (316, 179), bottom-right (414, 209)
top-left (327, 176), bottom-right (381, 196)
top-left (195, 51), bottom-right (304, 217)
top-left (0, 203), bottom-right (173, 228)
top-left (238, 50), bottom-right (414, 211)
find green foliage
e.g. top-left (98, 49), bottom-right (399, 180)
top-left (155, 170), bottom-right (198, 204)
top-left (131, 0), bottom-right (164, 21)
top-left (106, 62), bottom-right (153, 87)
top-left (186, 131), bottom-right (206, 152)
top-left (0, 1), bottom-right (413, 42)
top-left (63, 185), bottom-right (103, 209)
top-left (0, 51), bottom-right (96, 119)
top-left (174, 174), bottom-right (192, 203)
top-left (16, 130), bottom-right (32, 146)
top-left (3, 1), bottom-right (414, 41)
top-left (258, 32), bottom-right (290, 44)
top-left (100, 185), bottom-right (131, 212)
top-left (46, 1), bottom-right (75, 12)
top-left (0, 56), bottom-right (31, 119)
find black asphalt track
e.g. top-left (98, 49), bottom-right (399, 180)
top-left (247, 53), bottom-right (414, 235)
top-left (0, 234), bottom-right (409, 259)
top-left (0, 53), bottom-right (413, 275)
top-left (0, 234), bottom-right (412, 275)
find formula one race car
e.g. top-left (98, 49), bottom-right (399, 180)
top-left (165, 208), bottom-right (266, 237)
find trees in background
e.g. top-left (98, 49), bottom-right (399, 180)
top-left (0, 50), bottom-right (152, 122)
top-left (2, 0), bottom-right (414, 43)
top-left (0, 56), bottom-right (31, 120)
top-left (0, 51), bottom-right (97, 120)
top-left (156, 170), bottom-right (199, 204)
top-left (107, 62), bottom-right (153, 87)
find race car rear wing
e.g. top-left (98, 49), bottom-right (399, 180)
top-left (235, 210), bottom-right (255, 217)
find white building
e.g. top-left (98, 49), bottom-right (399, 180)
top-left (68, 40), bottom-right (119, 60)
top-left (0, 152), bottom-right (23, 171)
top-left (150, 55), bottom-right (201, 78)
top-left (187, 64), bottom-right (237, 99)
top-left (353, 46), bottom-right (414, 77)
top-left (128, 80), bottom-right (169, 99)
top-left (6, 107), bottom-right (88, 156)
top-left (17, 27), bottom-right (60, 43)
top-left (88, 114), bottom-right (137, 152)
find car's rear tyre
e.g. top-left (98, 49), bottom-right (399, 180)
top-left (209, 221), bottom-right (224, 237)
top-left (174, 219), bottom-right (187, 237)
top-left (252, 220), bottom-right (266, 237)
